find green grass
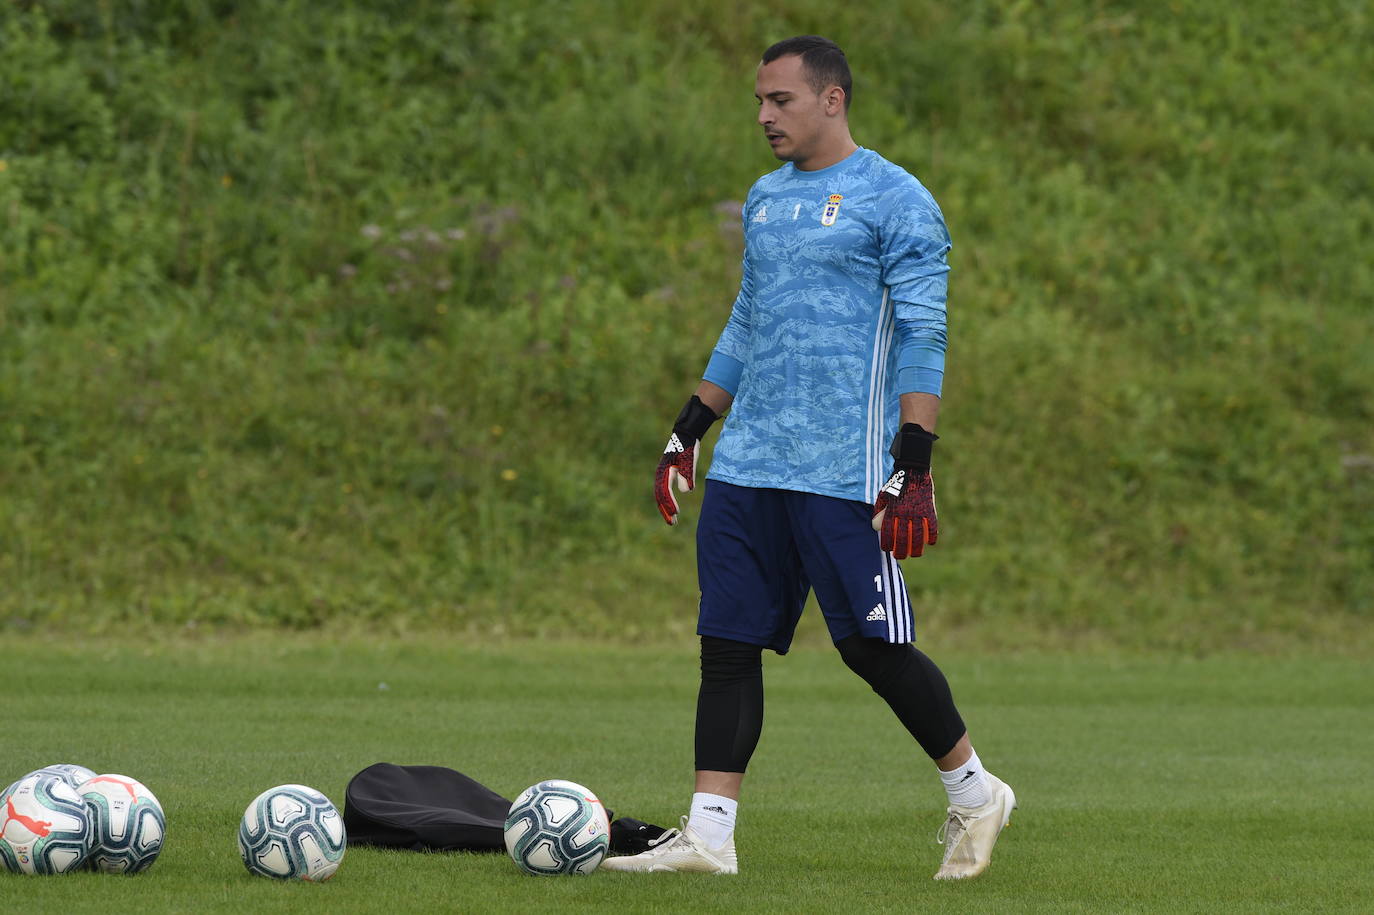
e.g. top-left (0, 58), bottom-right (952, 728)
top-left (3, 634), bottom-right (1371, 912)
top-left (1, 1), bottom-right (1371, 647)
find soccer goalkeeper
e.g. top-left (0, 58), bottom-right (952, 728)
top-left (605, 36), bottom-right (1015, 881)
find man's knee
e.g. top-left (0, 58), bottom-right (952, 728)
top-left (834, 633), bottom-right (965, 760)
top-left (835, 633), bottom-right (914, 690)
top-left (695, 636), bottom-right (765, 773)
top-left (701, 635), bottom-right (763, 683)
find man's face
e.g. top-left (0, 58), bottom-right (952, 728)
top-left (755, 55), bottom-right (832, 163)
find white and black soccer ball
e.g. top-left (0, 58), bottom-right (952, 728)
top-left (238, 784), bottom-right (346, 881)
top-left (80, 774), bottom-right (166, 874)
top-left (504, 779), bottom-right (610, 876)
top-left (0, 773), bottom-right (93, 875)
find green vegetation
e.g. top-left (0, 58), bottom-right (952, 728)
top-left (1, 635), bottom-right (1371, 912)
top-left (1, 2), bottom-right (1370, 648)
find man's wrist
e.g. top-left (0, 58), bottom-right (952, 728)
top-left (889, 422), bottom-right (938, 474)
top-left (673, 395), bottom-right (720, 443)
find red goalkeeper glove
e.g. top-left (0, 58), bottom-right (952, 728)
top-left (654, 395), bottom-right (720, 525)
top-left (872, 423), bottom-right (939, 559)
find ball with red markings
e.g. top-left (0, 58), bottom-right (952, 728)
top-left (0, 773), bottom-right (92, 874)
top-left (31, 764), bottom-right (97, 791)
top-left (80, 774), bottom-right (166, 874)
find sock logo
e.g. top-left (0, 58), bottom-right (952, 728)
top-left (701, 805), bottom-right (728, 815)
top-left (960, 770), bottom-right (976, 782)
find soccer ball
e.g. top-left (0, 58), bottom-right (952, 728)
top-left (0, 773), bottom-right (92, 874)
top-left (81, 774), bottom-right (166, 874)
top-left (32, 765), bottom-right (97, 790)
top-left (2, 765), bottom-right (96, 817)
top-left (503, 779), bottom-right (610, 875)
top-left (238, 784), bottom-right (346, 881)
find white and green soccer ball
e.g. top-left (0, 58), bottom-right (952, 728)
top-left (0, 773), bottom-right (93, 874)
top-left (2, 764), bottom-right (97, 801)
top-left (80, 774), bottom-right (166, 874)
top-left (238, 784), bottom-right (346, 881)
top-left (32, 764), bottom-right (97, 791)
top-left (503, 779), bottom-right (610, 875)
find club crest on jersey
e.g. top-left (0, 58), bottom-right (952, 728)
top-left (820, 194), bottom-right (843, 226)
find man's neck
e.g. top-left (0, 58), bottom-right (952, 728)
top-left (795, 136), bottom-right (859, 172)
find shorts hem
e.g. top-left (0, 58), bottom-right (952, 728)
top-left (696, 623), bottom-right (792, 656)
top-left (832, 627), bottom-right (919, 645)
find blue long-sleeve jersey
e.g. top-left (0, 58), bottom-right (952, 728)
top-left (703, 147), bottom-right (950, 503)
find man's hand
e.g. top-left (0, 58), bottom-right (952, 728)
top-left (655, 395), bottom-right (720, 525)
top-left (872, 423), bottom-right (939, 558)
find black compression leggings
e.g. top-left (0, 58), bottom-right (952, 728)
top-left (834, 634), bottom-right (966, 759)
top-left (693, 634), bottom-right (967, 771)
top-left (694, 636), bottom-right (764, 773)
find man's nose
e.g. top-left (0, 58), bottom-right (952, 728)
top-left (757, 106), bottom-right (771, 126)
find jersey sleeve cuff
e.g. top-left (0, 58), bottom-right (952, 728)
top-left (703, 350), bottom-right (745, 396)
top-left (896, 365), bottom-right (943, 397)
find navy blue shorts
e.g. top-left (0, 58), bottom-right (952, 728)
top-left (696, 480), bottom-right (915, 654)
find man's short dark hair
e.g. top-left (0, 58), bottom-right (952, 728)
top-left (761, 36), bottom-right (853, 111)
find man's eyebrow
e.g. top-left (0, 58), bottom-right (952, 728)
top-left (756, 90), bottom-right (794, 100)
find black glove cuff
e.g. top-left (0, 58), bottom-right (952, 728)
top-left (610, 817), bottom-right (670, 854)
top-left (673, 395), bottom-right (720, 442)
top-left (889, 422), bottom-right (938, 474)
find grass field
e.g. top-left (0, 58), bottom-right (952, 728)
top-left (4, 5), bottom-right (1369, 908)
top-left (2, 634), bottom-right (1371, 913)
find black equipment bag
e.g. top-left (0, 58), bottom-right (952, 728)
top-left (344, 762), bottom-right (670, 854)
top-left (344, 763), bottom-right (512, 852)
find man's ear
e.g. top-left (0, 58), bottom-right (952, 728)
top-left (824, 85), bottom-right (847, 116)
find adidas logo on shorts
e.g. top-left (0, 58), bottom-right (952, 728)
top-left (866, 605), bottom-right (887, 622)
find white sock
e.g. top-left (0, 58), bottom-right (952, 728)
top-left (939, 748), bottom-right (991, 809)
top-left (687, 792), bottom-right (737, 849)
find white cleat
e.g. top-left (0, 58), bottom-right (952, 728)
top-left (599, 816), bottom-right (738, 874)
top-left (933, 772), bottom-right (1017, 880)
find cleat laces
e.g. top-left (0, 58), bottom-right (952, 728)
top-left (641, 816), bottom-right (688, 855)
top-left (936, 809), bottom-right (970, 862)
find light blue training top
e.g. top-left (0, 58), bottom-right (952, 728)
top-left (703, 147), bottom-right (950, 503)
